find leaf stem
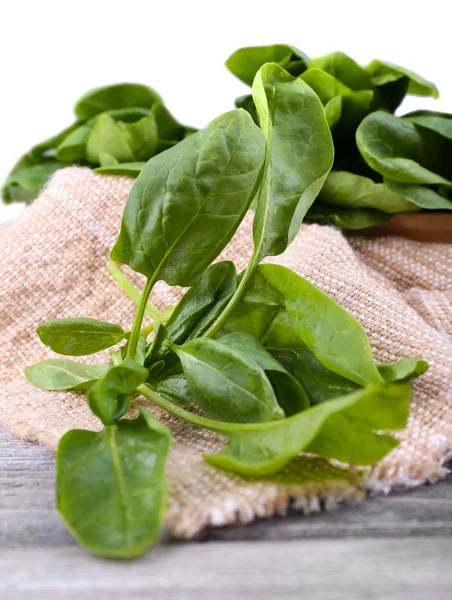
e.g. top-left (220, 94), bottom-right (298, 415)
top-left (126, 277), bottom-right (156, 360)
top-left (137, 383), bottom-right (278, 434)
top-left (108, 262), bottom-right (163, 320)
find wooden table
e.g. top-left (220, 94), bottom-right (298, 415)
top-left (1, 427), bottom-right (451, 600)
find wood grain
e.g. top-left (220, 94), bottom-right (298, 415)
top-left (1, 427), bottom-right (452, 599)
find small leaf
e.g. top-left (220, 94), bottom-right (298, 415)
top-left (37, 317), bottom-right (125, 356)
top-left (86, 113), bottom-right (158, 163)
top-left (219, 331), bottom-right (310, 414)
top-left (171, 338), bottom-right (285, 423)
top-left (87, 358), bottom-right (148, 425)
top-left (55, 123), bottom-right (93, 162)
top-left (378, 357), bottom-right (428, 384)
top-left (225, 44), bottom-right (309, 86)
top-left (56, 407), bottom-right (171, 558)
top-left (94, 162), bottom-right (145, 177)
top-left (24, 359), bottom-right (109, 391)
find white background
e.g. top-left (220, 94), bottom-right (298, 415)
top-left (1, 0), bottom-right (450, 223)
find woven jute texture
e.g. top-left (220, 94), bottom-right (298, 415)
top-left (1, 167), bottom-right (451, 537)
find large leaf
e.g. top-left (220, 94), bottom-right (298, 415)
top-left (110, 109), bottom-right (266, 286)
top-left (205, 384), bottom-right (410, 476)
top-left (366, 60), bottom-right (439, 98)
top-left (171, 337), bottom-right (285, 423)
top-left (37, 317), bottom-right (125, 356)
top-left (404, 110), bottom-right (452, 141)
top-left (383, 180), bottom-right (452, 211)
top-left (74, 83), bottom-right (161, 119)
top-left (251, 63), bottom-right (334, 260)
top-left (56, 407), bottom-right (171, 557)
top-left (356, 111), bottom-right (452, 185)
top-left (87, 358), bottom-right (148, 425)
top-left (305, 204), bottom-right (391, 229)
top-left (55, 123), bottom-right (93, 162)
top-left (318, 171), bottom-right (418, 213)
top-left (225, 44), bottom-right (309, 86)
top-left (223, 265), bottom-right (383, 386)
top-left (24, 359), bottom-right (109, 391)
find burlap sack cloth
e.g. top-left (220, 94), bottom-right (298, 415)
top-left (1, 167), bottom-right (451, 537)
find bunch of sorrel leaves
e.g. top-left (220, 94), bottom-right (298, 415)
top-left (5, 45), bottom-right (452, 232)
top-left (226, 44), bottom-right (452, 228)
top-left (25, 63), bottom-right (428, 558)
top-left (2, 83), bottom-right (195, 202)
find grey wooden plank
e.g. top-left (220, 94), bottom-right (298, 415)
top-left (0, 538), bottom-right (451, 600)
top-left (1, 427), bottom-right (452, 548)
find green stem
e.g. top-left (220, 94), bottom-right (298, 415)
top-left (137, 383), bottom-right (237, 433)
top-left (108, 262), bottom-right (163, 320)
top-left (126, 277), bottom-right (156, 360)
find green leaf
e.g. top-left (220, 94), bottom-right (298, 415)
top-left (324, 95), bottom-right (342, 129)
top-left (251, 63), bottom-right (334, 260)
top-left (318, 171), bottom-right (419, 213)
top-left (377, 357), bottom-right (428, 384)
top-left (55, 123), bottom-right (93, 162)
top-left (56, 407), bottom-right (171, 558)
top-left (24, 359), bottom-right (109, 391)
top-left (234, 94), bottom-right (259, 125)
top-left (309, 51), bottom-right (374, 91)
top-left (110, 109), bottom-right (266, 286)
top-left (356, 111), bottom-right (452, 186)
top-left (94, 162), bottom-right (145, 177)
top-left (164, 261), bottom-right (237, 345)
top-left (152, 102), bottom-right (187, 146)
top-left (87, 358), bottom-right (148, 425)
top-left (305, 204), bottom-right (391, 229)
top-left (271, 348), bottom-right (359, 405)
top-left (2, 162), bottom-right (67, 203)
top-left (404, 110), bottom-right (452, 141)
top-left (74, 83), bottom-right (162, 119)
top-left (224, 265), bottom-right (383, 386)
top-left (383, 179), bottom-right (452, 210)
top-left (300, 69), bottom-right (374, 132)
top-left (205, 384), bottom-right (410, 476)
top-left (219, 331), bottom-right (310, 415)
top-left (154, 375), bottom-right (193, 404)
top-left (86, 113), bottom-right (158, 163)
top-left (225, 44), bottom-right (309, 86)
top-left (171, 337), bottom-right (285, 423)
top-left (366, 60), bottom-right (439, 98)
top-left (145, 324), bottom-right (168, 365)
top-left (260, 264), bottom-right (384, 386)
top-left (37, 317), bottom-right (125, 356)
